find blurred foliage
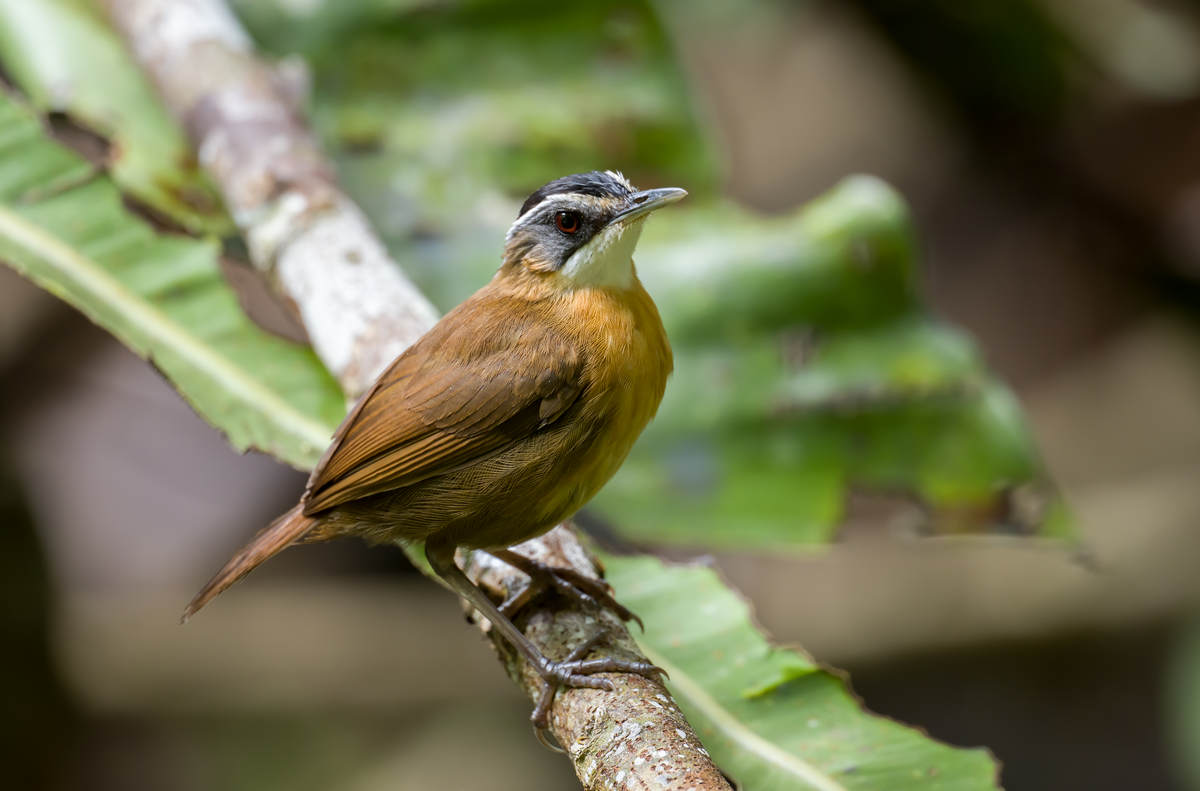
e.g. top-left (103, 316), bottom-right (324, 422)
top-left (236, 0), bottom-right (1068, 546)
top-left (0, 66), bottom-right (1005, 788)
top-left (614, 181), bottom-right (1066, 547)
top-left (607, 554), bottom-right (1000, 790)
top-left (850, 0), bottom-right (1071, 130)
top-left (0, 0), bottom-right (229, 233)
top-left (1168, 618), bottom-right (1200, 791)
top-left (0, 0), bottom-right (1068, 548)
top-left (0, 0), bottom-right (1102, 785)
top-left (282, 0), bottom-right (719, 223)
top-left (852, 0), bottom-right (1200, 133)
top-left (0, 464), bottom-right (76, 789)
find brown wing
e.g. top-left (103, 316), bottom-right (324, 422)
top-left (301, 294), bottom-right (583, 515)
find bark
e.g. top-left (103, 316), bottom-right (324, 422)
top-left (102, 1), bottom-right (731, 789)
top-left (101, 0), bottom-right (437, 396)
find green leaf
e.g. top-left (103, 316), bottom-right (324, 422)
top-left (639, 178), bottom-right (921, 344)
top-left (0, 0), bottom-right (230, 233)
top-left (0, 90), bottom-right (344, 468)
top-left (592, 181), bottom-right (1064, 547)
top-left (304, 0), bottom-right (717, 224)
top-left (605, 553), bottom-right (1001, 790)
top-left (230, 0), bottom-right (436, 55)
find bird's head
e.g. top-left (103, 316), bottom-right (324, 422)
top-left (502, 170), bottom-right (686, 290)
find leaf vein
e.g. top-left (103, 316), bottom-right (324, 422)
top-left (644, 646), bottom-right (848, 791)
top-left (0, 204), bottom-right (336, 456)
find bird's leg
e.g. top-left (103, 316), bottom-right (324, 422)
top-left (488, 548), bottom-right (644, 630)
top-left (425, 537), bottom-right (663, 730)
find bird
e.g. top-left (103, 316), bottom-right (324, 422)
top-left (184, 170), bottom-right (685, 727)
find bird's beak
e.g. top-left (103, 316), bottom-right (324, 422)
top-left (611, 187), bottom-right (688, 225)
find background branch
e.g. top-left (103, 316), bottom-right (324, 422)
top-left (101, 0), bottom-right (731, 788)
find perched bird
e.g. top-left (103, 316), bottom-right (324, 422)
top-left (185, 170), bottom-right (685, 726)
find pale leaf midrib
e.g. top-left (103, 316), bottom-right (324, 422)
top-left (642, 645), bottom-right (848, 791)
top-left (0, 203), bottom-right (336, 456)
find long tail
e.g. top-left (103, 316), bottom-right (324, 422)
top-left (182, 504), bottom-right (318, 622)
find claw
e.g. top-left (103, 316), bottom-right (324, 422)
top-left (527, 632), bottom-right (666, 731)
top-left (426, 540), bottom-right (660, 743)
top-left (551, 567), bottom-right (644, 630)
top-left (533, 721), bottom-right (566, 753)
top-left (490, 550), bottom-right (644, 629)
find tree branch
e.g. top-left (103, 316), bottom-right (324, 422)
top-left (101, 0), bottom-right (437, 396)
top-left (102, 1), bottom-right (731, 788)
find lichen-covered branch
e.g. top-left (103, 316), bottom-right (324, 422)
top-left (467, 529), bottom-right (730, 789)
top-left (102, 1), bottom-right (730, 788)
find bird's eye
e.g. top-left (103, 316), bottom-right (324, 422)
top-left (554, 211), bottom-right (581, 234)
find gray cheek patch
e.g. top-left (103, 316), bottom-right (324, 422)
top-left (508, 202), bottom-right (607, 270)
top-left (533, 233), bottom-right (580, 271)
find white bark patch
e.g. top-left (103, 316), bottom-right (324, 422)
top-left (120, 0), bottom-right (251, 65)
top-left (273, 198), bottom-right (438, 394)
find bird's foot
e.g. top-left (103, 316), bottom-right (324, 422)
top-left (491, 549), bottom-right (643, 630)
top-left (529, 632), bottom-right (666, 732)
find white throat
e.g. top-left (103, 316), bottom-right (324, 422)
top-left (559, 219), bottom-right (644, 289)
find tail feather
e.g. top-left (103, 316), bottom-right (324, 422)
top-left (182, 504), bottom-right (317, 622)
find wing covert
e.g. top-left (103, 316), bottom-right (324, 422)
top-left (301, 300), bottom-right (582, 515)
